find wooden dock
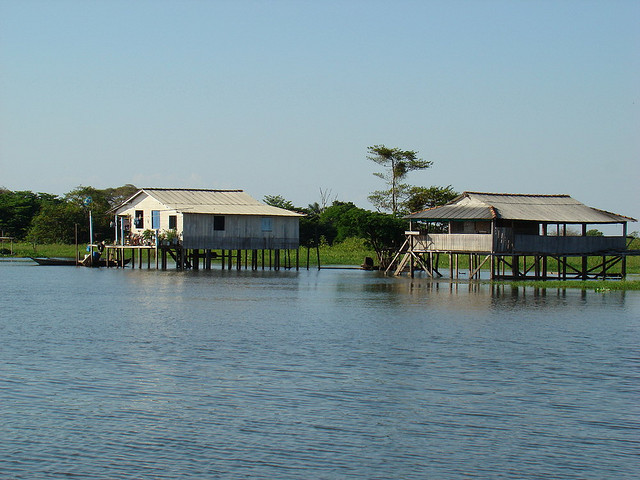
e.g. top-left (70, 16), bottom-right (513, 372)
top-left (97, 244), bottom-right (319, 271)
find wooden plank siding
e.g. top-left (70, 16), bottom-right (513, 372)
top-left (182, 213), bottom-right (299, 250)
top-left (413, 234), bottom-right (493, 253)
top-left (412, 233), bottom-right (625, 254)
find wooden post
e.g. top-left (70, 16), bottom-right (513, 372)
top-left (296, 248), bottom-right (299, 271)
top-left (455, 254), bottom-right (459, 278)
top-left (410, 234), bottom-right (415, 278)
top-left (622, 222), bottom-right (628, 278)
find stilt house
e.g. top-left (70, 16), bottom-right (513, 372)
top-left (388, 192), bottom-right (636, 279)
top-left (112, 188), bottom-right (302, 250)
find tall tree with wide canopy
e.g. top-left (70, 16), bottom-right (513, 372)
top-left (367, 145), bottom-right (432, 214)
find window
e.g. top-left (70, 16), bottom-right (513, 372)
top-left (168, 215), bottom-right (177, 230)
top-left (134, 210), bottom-right (144, 229)
top-left (151, 210), bottom-right (160, 229)
top-left (261, 217), bottom-right (272, 232)
top-left (214, 216), bottom-right (225, 231)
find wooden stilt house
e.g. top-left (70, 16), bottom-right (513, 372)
top-left (387, 192), bottom-right (636, 280)
top-left (110, 188), bottom-right (302, 270)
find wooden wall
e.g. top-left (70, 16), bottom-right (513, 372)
top-left (116, 196), bottom-right (182, 234)
top-left (414, 233), bottom-right (492, 253)
top-left (413, 232), bottom-right (625, 254)
top-left (182, 213), bottom-right (299, 250)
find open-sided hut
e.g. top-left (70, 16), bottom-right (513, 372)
top-left (111, 188), bottom-right (302, 269)
top-left (388, 192), bottom-right (636, 279)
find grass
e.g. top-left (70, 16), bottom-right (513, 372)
top-left (1, 242), bottom-right (80, 258)
top-left (488, 279), bottom-right (640, 291)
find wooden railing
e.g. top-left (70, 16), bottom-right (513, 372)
top-left (410, 232), bottom-right (626, 254)
top-left (412, 233), bottom-right (492, 252)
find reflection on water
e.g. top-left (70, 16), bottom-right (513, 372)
top-left (0, 263), bottom-right (638, 479)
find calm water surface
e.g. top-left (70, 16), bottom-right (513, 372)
top-left (1, 261), bottom-right (639, 479)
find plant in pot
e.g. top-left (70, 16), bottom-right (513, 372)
top-left (164, 229), bottom-right (178, 245)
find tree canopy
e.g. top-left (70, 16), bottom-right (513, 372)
top-left (403, 185), bottom-right (458, 214)
top-left (367, 145), bottom-right (432, 214)
top-left (0, 184), bottom-right (138, 243)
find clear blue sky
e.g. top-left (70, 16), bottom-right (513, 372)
top-left (1, 0), bottom-right (638, 227)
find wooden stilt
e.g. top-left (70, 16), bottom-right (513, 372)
top-left (455, 254), bottom-right (459, 278)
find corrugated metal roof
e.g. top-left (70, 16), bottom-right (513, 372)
top-left (407, 192), bottom-right (635, 223)
top-left (117, 188), bottom-right (303, 217)
top-left (407, 205), bottom-right (493, 220)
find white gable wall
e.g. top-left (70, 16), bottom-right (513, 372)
top-left (115, 193), bottom-right (182, 236)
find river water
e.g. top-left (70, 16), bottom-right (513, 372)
top-left (1, 261), bottom-right (638, 479)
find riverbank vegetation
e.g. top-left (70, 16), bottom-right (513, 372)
top-left (489, 279), bottom-right (640, 291)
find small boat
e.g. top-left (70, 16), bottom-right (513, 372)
top-left (31, 257), bottom-right (131, 267)
top-left (30, 257), bottom-right (78, 266)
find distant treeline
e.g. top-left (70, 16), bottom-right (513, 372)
top-left (0, 185), bottom-right (138, 244)
top-left (1, 184), bottom-right (459, 266)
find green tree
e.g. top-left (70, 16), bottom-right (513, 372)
top-left (64, 185), bottom-right (137, 242)
top-left (104, 184), bottom-right (138, 207)
top-left (263, 194), bottom-right (298, 211)
top-left (0, 190), bottom-right (42, 239)
top-left (367, 145), bottom-right (432, 214)
top-left (27, 202), bottom-right (85, 244)
top-left (403, 185), bottom-right (459, 214)
top-left (320, 202), bottom-right (405, 267)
